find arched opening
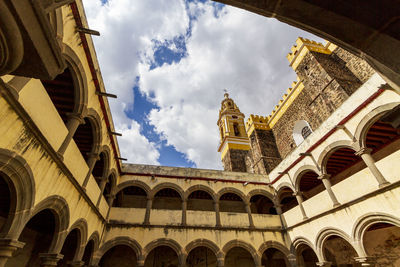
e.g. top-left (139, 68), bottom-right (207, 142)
top-left (100, 245), bottom-right (137, 267)
top-left (219, 193), bottom-right (246, 213)
top-left (322, 236), bottom-right (358, 266)
top-left (363, 222), bottom-right (400, 266)
top-left (113, 186), bottom-right (147, 208)
top-left (325, 148), bottom-right (362, 186)
top-left (261, 248), bottom-right (288, 267)
top-left (82, 239), bottom-right (94, 266)
top-left (103, 175), bottom-right (113, 200)
top-left (9, 209), bottom-right (56, 266)
top-left (365, 118), bottom-right (400, 160)
top-left (225, 247), bottom-right (255, 267)
top-left (186, 246), bottom-right (217, 267)
top-left (153, 188), bottom-right (182, 210)
top-left (145, 246), bottom-right (178, 267)
top-left (41, 67), bottom-right (76, 124)
top-left (298, 171), bottom-right (323, 200)
top-left (0, 173), bottom-right (11, 233)
top-left (296, 244), bottom-right (318, 267)
top-left (187, 190), bottom-right (214, 211)
top-left (73, 117), bottom-right (95, 163)
top-left (58, 229), bottom-right (80, 267)
top-left (278, 187), bottom-right (298, 213)
top-left (250, 194), bottom-right (276, 215)
top-left (92, 152), bottom-right (106, 188)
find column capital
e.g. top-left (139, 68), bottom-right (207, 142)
top-left (318, 173), bottom-right (331, 180)
top-left (316, 261), bottom-right (332, 267)
top-left (87, 152), bottom-right (100, 161)
top-left (39, 253), bottom-right (63, 267)
top-left (354, 256), bottom-right (376, 266)
top-left (66, 112), bottom-right (85, 124)
top-left (0, 238), bottom-right (25, 258)
top-left (68, 261), bottom-right (85, 267)
top-left (355, 147), bottom-right (373, 156)
top-left (293, 191), bottom-right (302, 197)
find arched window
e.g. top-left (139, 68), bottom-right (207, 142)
top-left (293, 120), bottom-right (313, 146)
top-left (233, 122), bottom-right (240, 136)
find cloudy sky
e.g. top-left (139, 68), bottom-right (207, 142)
top-left (82, 0), bottom-right (322, 170)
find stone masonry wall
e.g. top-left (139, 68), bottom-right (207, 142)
top-left (272, 49), bottom-right (373, 158)
top-left (249, 129), bottom-right (281, 174)
top-left (222, 149), bottom-right (249, 172)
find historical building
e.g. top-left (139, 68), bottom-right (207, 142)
top-left (0, 0), bottom-right (400, 267)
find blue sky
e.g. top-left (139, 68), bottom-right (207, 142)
top-left (83, 0), bottom-right (322, 169)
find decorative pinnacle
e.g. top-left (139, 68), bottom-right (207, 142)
top-left (223, 89), bottom-right (229, 99)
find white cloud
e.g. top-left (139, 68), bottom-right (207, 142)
top-left (83, 0), bottom-right (323, 169)
top-left (83, 0), bottom-right (190, 164)
top-left (117, 121), bottom-right (160, 165)
top-left (138, 2), bottom-right (323, 169)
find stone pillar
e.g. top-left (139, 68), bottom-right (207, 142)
top-left (136, 258), bottom-right (145, 267)
top-left (354, 256), bottom-right (376, 266)
top-left (96, 177), bottom-right (108, 207)
top-left (106, 193), bottom-right (116, 207)
top-left (294, 192), bottom-right (308, 220)
top-left (274, 203), bottom-right (283, 215)
top-left (316, 262), bottom-right (332, 267)
top-left (57, 113), bottom-right (84, 157)
top-left (217, 256), bottom-right (224, 267)
top-left (143, 197), bottom-right (153, 225)
top-left (318, 174), bottom-right (340, 207)
top-left (82, 152), bottom-right (100, 189)
top-left (287, 253), bottom-right (297, 267)
top-left (0, 239), bottom-right (24, 267)
top-left (181, 199), bottom-right (187, 226)
top-left (244, 201), bottom-right (255, 228)
top-left (68, 261), bottom-right (84, 267)
top-left (355, 147), bottom-right (390, 187)
top-left (214, 200), bottom-right (221, 227)
top-left (39, 253), bottom-right (63, 267)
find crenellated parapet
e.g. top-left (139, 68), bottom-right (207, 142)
top-left (286, 37), bottom-right (333, 70)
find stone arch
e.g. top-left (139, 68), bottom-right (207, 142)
top-left (292, 237), bottom-right (319, 266)
top-left (94, 236), bottom-right (143, 265)
top-left (84, 108), bottom-right (103, 154)
top-left (86, 231), bottom-right (100, 252)
top-left (354, 102), bottom-right (400, 149)
top-left (292, 237), bottom-right (317, 254)
top-left (97, 145), bottom-right (111, 178)
top-left (81, 231), bottom-right (100, 266)
top-left (61, 44), bottom-right (88, 116)
top-left (184, 238), bottom-right (220, 257)
top-left (317, 140), bottom-right (358, 174)
top-left (48, 7), bottom-right (64, 45)
top-left (0, 148), bottom-right (35, 239)
top-left (143, 238), bottom-right (184, 264)
top-left (67, 218), bottom-right (88, 259)
top-left (276, 182), bottom-right (295, 195)
top-left (185, 184), bottom-right (217, 202)
top-left (24, 195), bottom-right (70, 253)
top-left (293, 165), bottom-right (321, 192)
top-left (222, 239), bottom-right (260, 265)
top-left (258, 241), bottom-right (291, 257)
top-left (259, 241), bottom-right (291, 267)
top-left (217, 187), bottom-right (247, 203)
top-left (315, 227), bottom-right (360, 260)
top-left (247, 188), bottom-right (275, 204)
top-left (352, 212), bottom-right (400, 256)
top-left (116, 180), bottom-right (151, 196)
top-left (107, 168), bottom-right (117, 195)
top-left (150, 182), bottom-right (184, 200)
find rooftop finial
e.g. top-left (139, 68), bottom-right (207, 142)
top-left (223, 89), bottom-right (229, 99)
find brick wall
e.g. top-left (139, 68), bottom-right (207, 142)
top-left (222, 149), bottom-right (249, 172)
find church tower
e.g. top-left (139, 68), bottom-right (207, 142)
top-left (217, 93), bottom-right (250, 172)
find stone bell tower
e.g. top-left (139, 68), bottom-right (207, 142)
top-left (217, 92), bottom-right (250, 172)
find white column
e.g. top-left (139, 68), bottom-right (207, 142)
top-left (355, 147), bottom-right (390, 187)
top-left (318, 174), bottom-right (340, 207)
